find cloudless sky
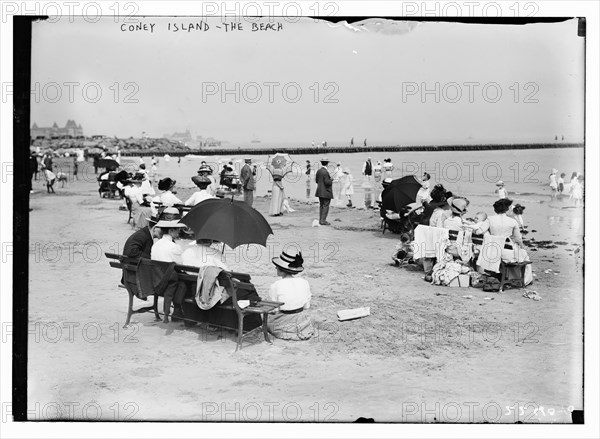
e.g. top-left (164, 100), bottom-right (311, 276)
top-left (30, 17), bottom-right (584, 145)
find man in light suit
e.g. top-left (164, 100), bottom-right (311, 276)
top-left (240, 157), bottom-right (256, 206)
top-left (315, 157), bottom-right (333, 225)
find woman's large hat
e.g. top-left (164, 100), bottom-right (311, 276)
top-left (191, 175), bottom-right (211, 188)
top-left (158, 177), bottom-right (176, 191)
top-left (272, 250), bottom-right (304, 274)
top-left (197, 165), bottom-right (213, 174)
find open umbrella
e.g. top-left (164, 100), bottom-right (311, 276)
top-left (98, 158), bottom-right (119, 170)
top-left (269, 153), bottom-right (293, 170)
top-left (381, 175), bottom-right (422, 213)
top-left (179, 198), bottom-right (273, 249)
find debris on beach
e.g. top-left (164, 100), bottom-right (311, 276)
top-left (364, 275), bottom-right (373, 279)
top-left (337, 307), bottom-right (370, 321)
top-left (461, 295), bottom-right (473, 299)
top-left (311, 219), bottom-right (320, 227)
top-left (523, 290), bottom-right (542, 301)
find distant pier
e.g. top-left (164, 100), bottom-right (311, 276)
top-left (119, 142), bottom-right (584, 157)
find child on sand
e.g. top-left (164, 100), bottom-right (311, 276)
top-left (341, 168), bottom-right (354, 208)
top-left (495, 181), bottom-right (507, 199)
top-left (558, 173), bottom-right (565, 194)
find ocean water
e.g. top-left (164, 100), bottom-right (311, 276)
top-left (58, 147), bottom-right (582, 244)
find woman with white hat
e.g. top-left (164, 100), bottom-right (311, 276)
top-left (548, 169), bottom-right (558, 198)
top-left (267, 250), bottom-right (314, 341)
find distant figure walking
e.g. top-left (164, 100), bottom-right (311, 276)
top-left (332, 162), bottom-right (343, 205)
top-left (315, 157), bottom-right (333, 225)
top-left (383, 158), bottom-right (394, 179)
top-left (350, 137), bottom-right (354, 147)
top-left (240, 157), bottom-right (256, 207)
top-left (549, 169), bottom-right (558, 198)
top-left (364, 138), bottom-right (367, 147)
top-left (362, 157), bottom-right (373, 183)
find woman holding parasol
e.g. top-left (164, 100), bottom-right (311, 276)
top-left (266, 153), bottom-right (294, 216)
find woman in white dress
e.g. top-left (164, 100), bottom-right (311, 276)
top-left (267, 167), bottom-right (291, 216)
top-left (267, 250), bottom-right (314, 341)
top-left (479, 198), bottom-right (533, 285)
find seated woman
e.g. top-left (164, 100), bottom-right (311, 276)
top-left (185, 176), bottom-right (215, 206)
top-left (443, 197), bottom-right (469, 231)
top-left (157, 177), bottom-right (182, 207)
top-left (151, 219), bottom-right (188, 322)
top-left (421, 184), bottom-right (452, 227)
top-left (478, 198), bottom-right (533, 285)
top-left (443, 197), bottom-right (471, 260)
top-left (267, 250), bottom-right (315, 341)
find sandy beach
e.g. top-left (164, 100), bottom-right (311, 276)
top-left (27, 167), bottom-right (583, 423)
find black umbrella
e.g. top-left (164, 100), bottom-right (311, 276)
top-left (179, 198), bottom-right (273, 249)
top-left (98, 158), bottom-right (119, 170)
top-left (381, 175), bottom-right (422, 213)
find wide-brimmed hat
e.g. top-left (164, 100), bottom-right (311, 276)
top-left (320, 157), bottom-right (330, 164)
top-left (496, 180), bottom-right (504, 186)
top-left (448, 197), bottom-right (469, 215)
top-left (272, 250), bottom-right (304, 274)
top-left (160, 207), bottom-right (181, 221)
top-left (155, 219), bottom-right (186, 229)
top-left (191, 175), bottom-right (211, 188)
top-left (158, 177), bottom-right (176, 191)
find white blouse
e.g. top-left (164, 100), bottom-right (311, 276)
top-left (268, 277), bottom-right (311, 311)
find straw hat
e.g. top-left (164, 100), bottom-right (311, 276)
top-left (160, 207), bottom-right (181, 221)
top-left (155, 219), bottom-right (186, 229)
top-left (495, 180), bottom-right (504, 187)
top-left (244, 157), bottom-right (252, 163)
top-left (272, 250), bottom-right (304, 274)
top-left (448, 197), bottom-right (469, 215)
top-left (320, 157), bottom-right (330, 164)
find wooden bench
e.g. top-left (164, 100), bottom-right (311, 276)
top-left (105, 253), bottom-right (284, 350)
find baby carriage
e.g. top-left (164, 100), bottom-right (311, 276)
top-left (98, 170), bottom-right (129, 198)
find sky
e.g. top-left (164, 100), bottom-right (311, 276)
top-left (30, 17), bottom-right (585, 145)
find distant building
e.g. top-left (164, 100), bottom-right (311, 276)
top-left (163, 129), bottom-right (192, 143)
top-left (31, 120), bottom-right (84, 138)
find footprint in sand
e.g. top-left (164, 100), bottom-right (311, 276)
top-left (131, 367), bottom-right (163, 377)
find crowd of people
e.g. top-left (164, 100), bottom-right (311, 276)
top-left (116, 157), bottom-right (314, 340)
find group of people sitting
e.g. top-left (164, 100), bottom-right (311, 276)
top-left (122, 205), bottom-right (314, 340)
top-left (396, 181), bottom-right (533, 289)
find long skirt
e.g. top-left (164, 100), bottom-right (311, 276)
top-left (269, 183), bottom-right (285, 215)
top-left (501, 244), bottom-right (533, 286)
top-left (267, 311), bottom-right (315, 341)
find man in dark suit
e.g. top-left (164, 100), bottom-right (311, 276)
top-left (239, 157), bottom-right (256, 206)
top-left (315, 157), bottom-right (333, 225)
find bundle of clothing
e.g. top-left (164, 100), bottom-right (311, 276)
top-left (430, 254), bottom-right (472, 286)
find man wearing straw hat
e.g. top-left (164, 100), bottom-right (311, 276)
top-left (315, 157), bottom-right (333, 225)
top-left (240, 157), bottom-right (256, 207)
